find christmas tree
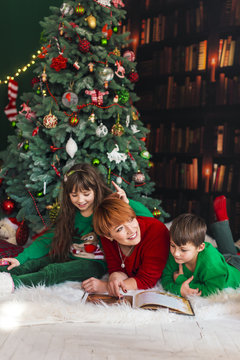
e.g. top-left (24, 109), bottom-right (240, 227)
top-left (0, 0), bottom-right (169, 235)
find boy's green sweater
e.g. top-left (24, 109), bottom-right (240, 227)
top-left (16, 199), bottom-right (153, 265)
top-left (161, 242), bottom-right (240, 297)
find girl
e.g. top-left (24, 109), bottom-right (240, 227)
top-left (82, 196), bottom-right (170, 298)
top-left (0, 163), bottom-right (153, 295)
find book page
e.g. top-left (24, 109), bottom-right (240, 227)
top-left (135, 291), bottom-right (194, 315)
top-left (84, 293), bottom-right (133, 307)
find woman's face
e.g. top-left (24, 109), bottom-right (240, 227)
top-left (69, 186), bottom-right (95, 216)
top-left (107, 218), bottom-right (141, 247)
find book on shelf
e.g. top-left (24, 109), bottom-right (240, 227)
top-left (82, 290), bottom-right (194, 316)
top-left (197, 40), bottom-right (207, 70)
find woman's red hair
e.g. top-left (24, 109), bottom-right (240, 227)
top-left (93, 196), bottom-right (136, 237)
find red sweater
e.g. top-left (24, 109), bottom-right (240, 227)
top-left (101, 217), bottom-right (170, 289)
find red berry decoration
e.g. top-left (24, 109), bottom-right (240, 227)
top-left (2, 198), bottom-right (15, 215)
top-left (50, 54), bottom-right (68, 71)
top-left (129, 71), bottom-right (139, 83)
top-left (68, 115), bottom-right (79, 127)
top-left (78, 39), bottom-right (90, 53)
top-left (16, 220), bottom-right (29, 246)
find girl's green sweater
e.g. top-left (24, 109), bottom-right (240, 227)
top-left (16, 199), bottom-right (153, 264)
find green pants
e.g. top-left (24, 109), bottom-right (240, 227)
top-left (210, 220), bottom-right (240, 271)
top-left (0, 256), bottom-right (107, 288)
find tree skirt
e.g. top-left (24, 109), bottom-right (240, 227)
top-left (0, 282), bottom-right (239, 329)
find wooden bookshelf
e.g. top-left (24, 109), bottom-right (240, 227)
top-left (126, 0), bottom-right (240, 240)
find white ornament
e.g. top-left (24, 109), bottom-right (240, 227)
top-left (96, 0), bottom-right (111, 7)
top-left (107, 144), bottom-right (127, 164)
top-left (131, 124), bottom-right (140, 133)
top-left (96, 123), bottom-right (108, 137)
top-left (126, 115), bottom-right (130, 127)
top-left (116, 176), bottom-right (122, 184)
top-left (60, 3), bottom-right (74, 16)
top-left (66, 137), bottom-right (78, 158)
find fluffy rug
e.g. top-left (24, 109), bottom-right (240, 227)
top-left (0, 282), bottom-right (239, 330)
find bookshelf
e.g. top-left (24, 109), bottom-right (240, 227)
top-left (126, 0), bottom-right (240, 240)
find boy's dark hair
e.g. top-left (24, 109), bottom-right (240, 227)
top-left (170, 213), bottom-right (207, 247)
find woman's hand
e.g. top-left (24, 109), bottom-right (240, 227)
top-left (82, 277), bottom-right (108, 294)
top-left (107, 272), bottom-right (128, 298)
top-left (180, 276), bottom-right (202, 298)
top-left (111, 181), bottom-right (129, 204)
top-left (2, 257), bottom-right (20, 271)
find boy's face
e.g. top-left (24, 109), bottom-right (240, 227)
top-left (170, 238), bottom-right (205, 267)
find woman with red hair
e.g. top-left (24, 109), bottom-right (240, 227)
top-left (82, 196), bottom-right (170, 298)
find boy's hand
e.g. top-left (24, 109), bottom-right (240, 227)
top-left (111, 181), bottom-right (129, 204)
top-left (180, 276), bottom-right (202, 298)
top-left (173, 264), bottom-right (184, 281)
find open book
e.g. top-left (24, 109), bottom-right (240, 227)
top-left (82, 290), bottom-right (194, 316)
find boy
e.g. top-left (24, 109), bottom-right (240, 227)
top-left (161, 213), bottom-right (240, 297)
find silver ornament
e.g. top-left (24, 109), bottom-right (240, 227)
top-left (96, 123), bottom-right (108, 137)
top-left (60, 3), bottom-right (74, 16)
top-left (62, 92), bottom-right (78, 107)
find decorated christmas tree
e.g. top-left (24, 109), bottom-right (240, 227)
top-left (0, 0), bottom-right (169, 236)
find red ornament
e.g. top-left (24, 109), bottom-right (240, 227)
top-left (50, 54), bottom-right (68, 71)
top-left (68, 115), bottom-right (80, 127)
top-left (129, 71), bottom-right (139, 83)
top-left (0, 178), bottom-right (3, 186)
top-left (2, 199), bottom-right (15, 215)
top-left (31, 77), bottom-right (40, 87)
top-left (132, 171), bottom-right (145, 184)
top-left (78, 39), bottom-right (90, 53)
top-left (16, 220), bottom-right (29, 246)
top-left (32, 126), bottom-right (39, 136)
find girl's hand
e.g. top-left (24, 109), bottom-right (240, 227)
top-left (82, 277), bottom-right (108, 294)
top-left (180, 276), bottom-right (202, 298)
top-left (111, 181), bottom-right (129, 204)
top-left (2, 258), bottom-right (20, 271)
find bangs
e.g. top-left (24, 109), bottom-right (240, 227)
top-left (93, 198), bottom-right (136, 237)
top-left (66, 174), bottom-right (95, 194)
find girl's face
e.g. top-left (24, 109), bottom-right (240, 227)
top-left (69, 187), bottom-right (95, 217)
top-left (107, 217), bottom-right (141, 247)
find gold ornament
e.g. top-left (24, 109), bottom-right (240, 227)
top-left (113, 47), bottom-right (121, 56)
top-left (88, 62), bottom-right (94, 72)
top-left (132, 111), bottom-right (138, 120)
top-left (85, 15), bottom-right (97, 29)
top-left (88, 113), bottom-right (96, 123)
top-left (41, 67), bottom-right (47, 82)
top-left (111, 114), bottom-right (124, 136)
top-left (46, 201), bottom-right (60, 224)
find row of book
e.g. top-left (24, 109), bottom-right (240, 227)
top-left (149, 158), bottom-right (199, 191)
top-left (146, 123), bottom-right (204, 154)
top-left (210, 162), bottom-right (240, 194)
top-left (161, 197), bottom-right (201, 221)
top-left (150, 41), bottom-right (207, 74)
top-left (214, 125), bottom-right (240, 155)
top-left (140, 2), bottom-right (205, 45)
top-left (216, 74), bottom-right (240, 106)
top-left (137, 73), bottom-right (240, 110)
top-left (218, 36), bottom-right (240, 67)
top-left (221, 0), bottom-right (240, 27)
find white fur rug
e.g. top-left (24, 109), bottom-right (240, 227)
top-left (0, 281), bottom-right (239, 330)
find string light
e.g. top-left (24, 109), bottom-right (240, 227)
top-left (0, 49), bottom-right (40, 85)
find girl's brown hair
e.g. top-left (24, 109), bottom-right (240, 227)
top-left (49, 163), bottom-right (112, 261)
top-left (170, 213), bottom-right (207, 247)
top-left (93, 196), bottom-right (136, 237)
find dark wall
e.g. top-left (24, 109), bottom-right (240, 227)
top-left (0, 0), bottom-right (62, 151)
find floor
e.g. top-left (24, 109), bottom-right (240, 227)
top-left (0, 318), bottom-right (239, 360)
